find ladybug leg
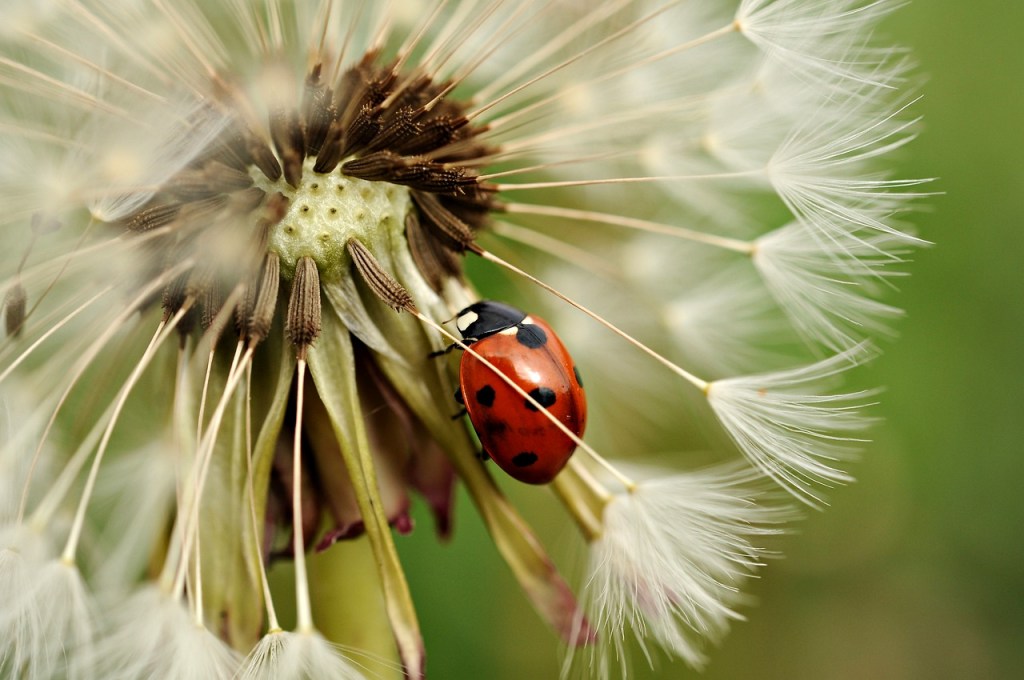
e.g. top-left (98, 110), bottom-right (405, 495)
top-left (427, 336), bottom-right (478, 358)
top-left (475, 449), bottom-right (490, 461)
top-left (450, 389), bottom-right (467, 420)
top-left (427, 343), bottom-right (459, 358)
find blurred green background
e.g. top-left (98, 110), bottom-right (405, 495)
top-left (389, 1), bottom-right (1024, 678)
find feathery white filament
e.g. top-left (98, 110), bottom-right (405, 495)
top-left (707, 346), bottom-right (877, 505)
top-left (238, 630), bottom-right (366, 680)
top-left (568, 466), bottom-right (789, 676)
top-left (0, 559), bottom-right (93, 680)
top-left (83, 587), bottom-right (238, 679)
top-left (754, 222), bottom-right (907, 350)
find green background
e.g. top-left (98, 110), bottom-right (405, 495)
top-left (390, 1), bottom-right (1024, 678)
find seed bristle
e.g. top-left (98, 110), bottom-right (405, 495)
top-left (340, 103), bottom-right (383, 159)
top-left (411, 191), bottom-right (476, 250)
top-left (270, 109), bottom-right (306, 188)
top-left (123, 203), bottom-right (181, 232)
top-left (347, 238), bottom-right (415, 313)
top-left (286, 256), bottom-right (322, 354)
top-left (249, 136), bottom-right (283, 182)
top-left (199, 279), bottom-right (226, 337)
top-left (4, 282), bottom-right (27, 338)
top-left (248, 252), bottom-right (281, 346)
top-left (304, 75), bottom-right (335, 158)
top-left (405, 211), bottom-right (460, 291)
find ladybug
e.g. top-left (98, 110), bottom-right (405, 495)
top-left (451, 300), bottom-right (586, 485)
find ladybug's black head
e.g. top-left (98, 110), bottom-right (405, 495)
top-left (455, 300), bottom-right (526, 341)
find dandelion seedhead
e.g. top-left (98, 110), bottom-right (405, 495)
top-left (0, 1), bottom-right (924, 678)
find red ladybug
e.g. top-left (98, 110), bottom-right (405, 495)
top-left (452, 301), bottom-right (586, 484)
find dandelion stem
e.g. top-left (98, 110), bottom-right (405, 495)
top-left (196, 349), bottom-right (217, 444)
top-left (0, 227), bottom-right (166, 328)
top-left (171, 343), bottom-right (255, 599)
top-left (329, 0), bottom-right (363, 82)
top-left (243, 359), bottom-right (281, 631)
top-left (0, 286), bottom-right (113, 387)
top-left (503, 202), bottom-right (756, 254)
top-left (470, 0), bottom-right (634, 103)
top-left (28, 399), bottom-right (113, 532)
top-left (292, 359), bottom-right (314, 633)
top-left (62, 303), bottom-right (191, 563)
top-left (467, 1), bottom-right (683, 121)
top-left (0, 215), bottom-right (100, 356)
top-left (387, 0), bottom-right (450, 92)
top-left (424, 1), bottom-right (536, 112)
top-left (475, 150), bottom-right (633, 181)
top-left (492, 168), bottom-right (763, 192)
top-left (162, 337), bottom-right (194, 592)
top-left (490, 221), bottom-right (621, 279)
top-left (483, 19), bottom-right (738, 134)
top-left (0, 55), bottom-right (129, 117)
top-left (17, 264), bottom-right (191, 527)
top-left (23, 32), bottom-right (167, 102)
top-left (609, 20), bottom-right (739, 80)
top-left (151, 0), bottom-right (219, 81)
top-left (192, 512), bottom-right (204, 625)
top-left (266, 0), bottom-right (285, 50)
top-left (62, 0), bottom-right (175, 87)
top-left (0, 121), bottom-right (87, 147)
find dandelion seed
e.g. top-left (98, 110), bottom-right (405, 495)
top-left (561, 465), bottom-right (791, 678)
top-left (85, 586), bottom-right (239, 680)
top-left (239, 629), bottom-right (366, 680)
top-left (0, 558), bottom-right (94, 680)
top-left (706, 346), bottom-right (878, 505)
top-left (754, 221), bottom-right (908, 351)
top-left (0, 1), bottom-right (923, 677)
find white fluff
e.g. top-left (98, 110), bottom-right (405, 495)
top-left (755, 221), bottom-right (907, 350)
top-left (0, 558), bottom-right (94, 680)
top-left (736, 0), bottom-right (904, 86)
top-left (86, 586), bottom-right (239, 680)
top-left (238, 630), bottom-right (366, 680)
top-left (567, 466), bottom-right (789, 677)
top-left (707, 346), bottom-right (877, 505)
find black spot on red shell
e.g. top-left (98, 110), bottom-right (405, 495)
top-left (525, 387), bottom-right (556, 411)
top-left (475, 384), bottom-right (496, 407)
top-left (515, 324), bottom-right (547, 349)
top-left (573, 365), bottom-right (583, 388)
top-left (512, 452), bottom-right (538, 467)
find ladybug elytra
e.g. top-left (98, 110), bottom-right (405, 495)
top-left (452, 301), bottom-right (586, 484)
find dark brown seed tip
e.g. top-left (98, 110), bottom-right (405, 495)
top-left (246, 252), bottom-right (281, 346)
top-left (286, 256), bottom-right (322, 353)
top-left (4, 282), bottom-right (27, 337)
top-left (123, 203), bottom-right (181, 232)
top-left (347, 238), bottom-right (416, 313)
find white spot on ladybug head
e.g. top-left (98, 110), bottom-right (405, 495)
top-left (456, 310), bottom-right (479, 333)
top-left (498, 326), bottom-right (518, 336)
top-left (521, 316), bottom-right (535, 325)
